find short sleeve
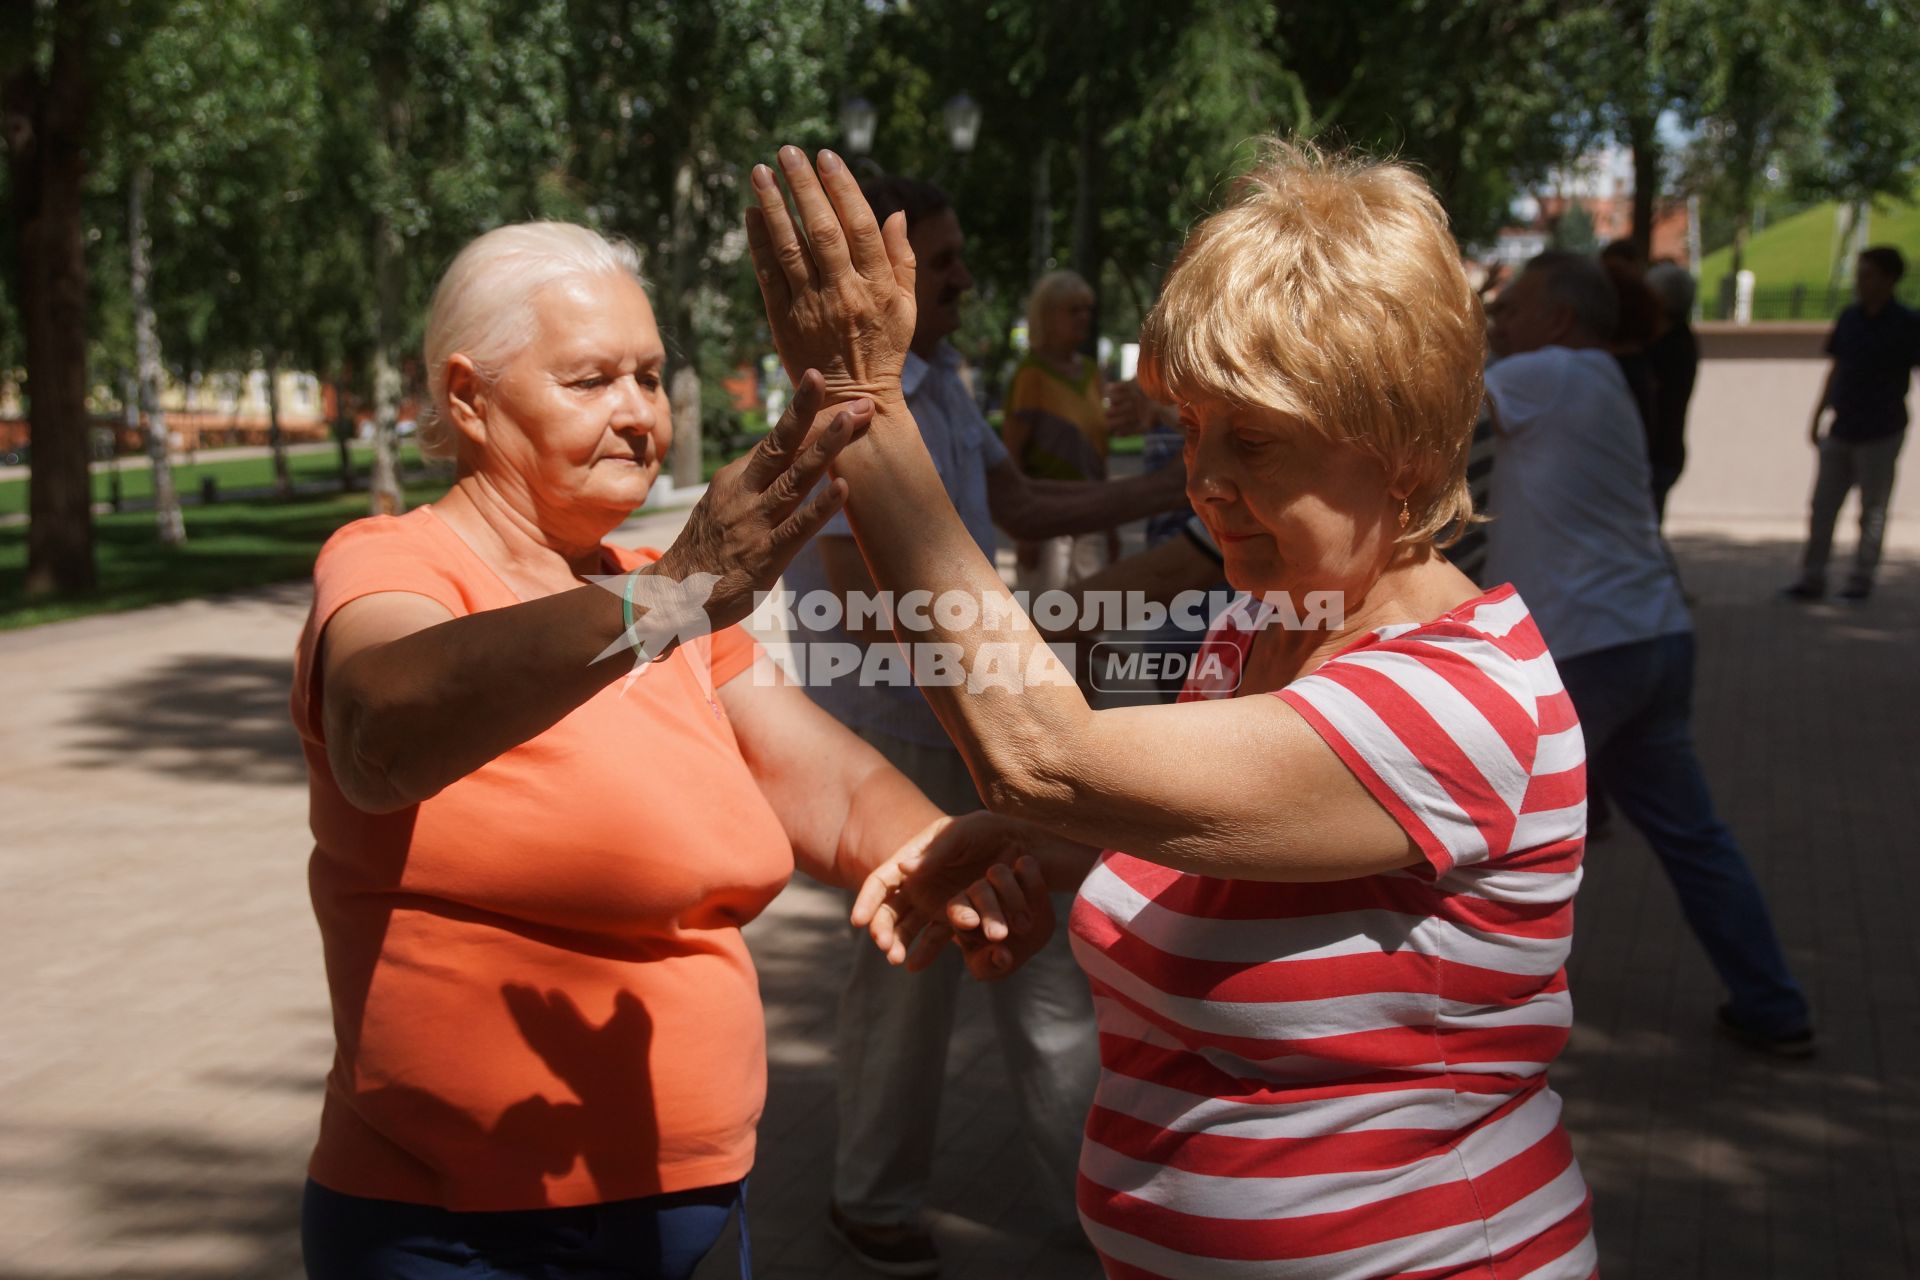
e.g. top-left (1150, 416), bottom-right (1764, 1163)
top-left (707, 623), bottom-right (760, 688)
top-left (293, 516), bottom-right (472, 743)
top-left (1482, 351), bottom-right (1559, 438)
top-left (1276, 630), bottom-right (1541, 876)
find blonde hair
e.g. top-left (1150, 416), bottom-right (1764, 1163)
top-left (1138, 140), bottom-right (1485, 546)
top-left (1026, 269), bottom-right (1095, 354)
top-left (421, 221), bottom-right (645, 460)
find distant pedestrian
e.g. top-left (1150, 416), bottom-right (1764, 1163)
top-left (1485, 249), bottom-right (1815, 1057)
top-left (1782, 245), bottom-right (1920, 603)
top-left (1644, 261), bottom-right (1700, 524)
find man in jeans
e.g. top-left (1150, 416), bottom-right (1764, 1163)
top-left (781, 174), bottom-right (1187, 1275)
top-left (1782, 245), bottom-right (1919, 603)
top-left (1484, 251), bottom-right (1814, 1056)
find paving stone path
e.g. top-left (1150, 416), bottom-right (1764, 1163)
top-left (1, 505), bottom-right (1914, 1279)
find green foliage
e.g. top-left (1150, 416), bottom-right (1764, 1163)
top-left (1697, 195), bottom-right (1920, 306)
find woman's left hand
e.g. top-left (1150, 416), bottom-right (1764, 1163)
top-left (852, 812), bottom-right (1057, 980)
top-left (744, 147), bottom-right (917, 409)
top-left (652, 369), bottom-right (868, 633)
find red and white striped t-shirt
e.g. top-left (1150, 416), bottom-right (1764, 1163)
top-left (1069, 586), bottom-right (1596, 1279)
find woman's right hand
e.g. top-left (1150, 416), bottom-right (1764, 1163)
top-left (743, 147), bottom-right (917, 408)
top-left (852, 812), bottom-right (1058, 981)
top-left (653, 370), bottom-right (869, 632)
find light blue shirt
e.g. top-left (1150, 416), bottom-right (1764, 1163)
top-left (1483, 346), bottom-right (1690, 661)
top-left (783, 343), bottom-right (1009, 746)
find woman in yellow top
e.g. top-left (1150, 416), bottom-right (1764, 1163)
top-left (1003, 270), bottom-right (1116, 589)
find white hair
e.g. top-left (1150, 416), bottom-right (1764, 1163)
top-left (1645, 261), bottom-right (1696, 320)
top-left (421, 221), bottom-right (645, 459)
top-left (1026, 269), bottom-right (1093, 353)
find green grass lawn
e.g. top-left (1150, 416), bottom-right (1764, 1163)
top-left (0, 475), bottom-right (453, 630)
top-left (0, 434), bottom-right (763, 629)
top-left (1699, 198), bottom-right (1920, 320)
top-left (0, 443), bottom-right (423, 518)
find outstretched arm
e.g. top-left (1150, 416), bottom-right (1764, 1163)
top-left (320, 377), bottom-right (865, 813)
top-left (986, 456), bottom-right (1188, 540)
top-left (743, 148), bottom-right (1418, 884)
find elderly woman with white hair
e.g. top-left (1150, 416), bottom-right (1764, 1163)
top-left (289, 221), bottom-right (1030, 1279)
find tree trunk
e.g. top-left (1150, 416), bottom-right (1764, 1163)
top-left (130, 164), bottom-right (187, 545)
top-left (669, 366), bottom-right (702, 491)
top-left (1030, 140), bottom-right (1053, 285)
top-left (329, 377), bottom-right (356, 489)
top-left (1070, 100), bottom-right (1104, 359)
top-left (265, 353), bottom-right (292, 497)
top-left (366, 38), bottom-right (407, 518)
top-left (667, 156), bottom-right (703, 489)
top-left (113, 372), bottom-right (136, 512)
top-left (7, 1), bottom-right (98, 594)
top-left (1628, 114), bottom-right (1659, 260)
top-left (367, 211), bottom-right (405, 516)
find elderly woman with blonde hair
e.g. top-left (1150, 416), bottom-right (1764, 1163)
top-left (290, 221), bottom-right (1033, 1279)
top-left (745, 141), bottom-right (1597, 1276)
top-left (1004, 268), bottom-right (1116, 589)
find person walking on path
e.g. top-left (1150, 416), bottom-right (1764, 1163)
top-left (1782, 245), bottom-right (1919, 603)
top-left (1485, 250), bottom-right (1815, 1057)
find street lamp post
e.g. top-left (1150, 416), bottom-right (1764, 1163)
top-left (943, 93), bottom-right (981, 155)
top-left (840, 97), bottom-right (877, 158)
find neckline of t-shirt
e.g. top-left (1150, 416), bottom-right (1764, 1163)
top-left (1233, 582), bottom-right (1518, 668)
top-left (420, 504), bottom-right (629, 607)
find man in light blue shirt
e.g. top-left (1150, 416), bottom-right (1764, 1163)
top-left (786, 176), bottom-right (1185, 1276)
top-left (1485, 251), bottom-right (1811, 1059)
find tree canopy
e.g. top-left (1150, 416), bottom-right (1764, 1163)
top-left (5, 0), bottom-right (1917, 592)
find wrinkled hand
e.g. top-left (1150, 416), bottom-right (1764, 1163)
top-left (744, 146), bottom-right (917, 407)
top-left (654, 370), bottom-right (868, 632)
top-left (852, 812), bottom-right (1056, 981)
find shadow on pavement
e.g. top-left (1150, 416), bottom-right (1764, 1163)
top-left (1558, 533), bottom-right (1919, 1276)
top-left (0, 1123), bottom-right (304, 1280)
top-left (67, 653), bottom-right (304, 786)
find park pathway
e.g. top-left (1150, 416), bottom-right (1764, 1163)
top-left (0, 499), bottom-right (1916, 1278)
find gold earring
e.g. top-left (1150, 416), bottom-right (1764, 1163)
top-left (1397, 499), bottom-right (1411, 531)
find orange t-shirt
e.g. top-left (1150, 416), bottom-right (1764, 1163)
top-left (289, 507), bottom-right (793, 1210)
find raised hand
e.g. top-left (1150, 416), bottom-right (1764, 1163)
top-left (852, 812), bottom-right (1058, 981)
top-left (744, 146), bottom-right (917, 407)
top-left (653, 369), bottom-right (868, 631)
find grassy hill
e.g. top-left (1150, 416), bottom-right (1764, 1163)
top-left (1698, 198), bottom-right (1920, 321)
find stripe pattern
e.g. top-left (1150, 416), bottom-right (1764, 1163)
top-left (1069, 586), bottom-right (1595, 1278)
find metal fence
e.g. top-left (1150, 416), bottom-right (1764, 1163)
top-left (1709, 279), bottom-right (1920, 323)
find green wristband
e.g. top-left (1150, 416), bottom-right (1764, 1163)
top-left (622, 570), bottom-right (646, 661)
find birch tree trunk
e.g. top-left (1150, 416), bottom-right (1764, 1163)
top-left (130, 163), bottom-right (186, 545)
top-left (265, 352), bottom-right (292, 497)
top-left (667, 156), bottom-right (703, 490)
top-left (367, 210), bottom-right (405, 516)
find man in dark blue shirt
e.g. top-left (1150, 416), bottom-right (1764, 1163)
top-left (1783, 246), bottom-right (1919, 602)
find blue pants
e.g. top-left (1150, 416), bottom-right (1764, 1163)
top-left (1557, 632), bottom-right (1811, 1038)
top-left (301, 1178), bottom-right (748, 1280)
